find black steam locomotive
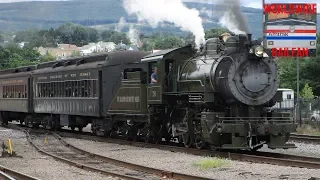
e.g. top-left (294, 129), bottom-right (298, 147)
top-left (0, 33), bottom-right (297, 151)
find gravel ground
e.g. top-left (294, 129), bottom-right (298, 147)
top-left (0, 126), bottom-right (118, 180)
top-left (259, 140), bottom-right (320, 158)
top-left (65, 137), bottom-right (320, 180)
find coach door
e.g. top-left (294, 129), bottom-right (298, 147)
top-left (147, 61), bottom-right (163, 104)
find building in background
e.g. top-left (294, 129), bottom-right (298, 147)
top-left (79, 41), bottom-right (116, 56)
top-left (37, 44), bottom-right (79, 60)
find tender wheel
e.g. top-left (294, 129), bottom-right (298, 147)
top-left (195, 134), bottom-right (206, 149)
top-left (70, 126), bottom-right (75, 131)
top-left (182, 134), bottom-right (192, 148)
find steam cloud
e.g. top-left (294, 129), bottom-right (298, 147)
top-left (122, 0), bottom-right (205, 48)
top-left (115, 17), bottom-right (126, 32)
top-left (216, 0), bottom-right (249, 34)
top-left (127, 25), bottom-right (141, 47)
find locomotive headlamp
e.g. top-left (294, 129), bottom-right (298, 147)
top-left (254, 46), bottom-right (264, 57)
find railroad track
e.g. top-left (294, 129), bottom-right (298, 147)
top-left (53, 131), bottom-right (320, 169)
top-left (6, 123), bottom-right (320, 175)
top-left (24, 128), bottom-right (213, 180)
top-left (290, 133), bottom-right (320, 143)
top-left (0, 164), bottom-right (40, 180)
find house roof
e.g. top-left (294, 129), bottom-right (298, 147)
top-left (58, 44), bottom-right (78, 50)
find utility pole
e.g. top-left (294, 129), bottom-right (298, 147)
top-left (297, 57), bottom-right (301, 126)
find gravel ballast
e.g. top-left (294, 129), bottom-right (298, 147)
top-left (0, 127), bottom-right (116, 180)
top-left (65, 137), bottom-right (320, 180)
top-left (259, 140), bottom-right (320, 158)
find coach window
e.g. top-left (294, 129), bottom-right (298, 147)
top-left (92, 80), bottom-right (97, 97)
top-left (60, 82), bottom-right (64, 97)
top-left (84, 80), bottom-right (88, 97)
top-left (45, 83), bottom-right (49, 97)
top-left (25, 85), bottom-right (27, 98)
top-left (65, 81), bottom-right (69, 97)
top-left (87, 80), bottom-right (92, 97)
top-left (287, 94), bottom-right (291, 100)
top-left (68, 81), bottom-right (72, 97)
top-left (42, 83), bottom-right (46, 97)
top-left (10, 86), bottom-right (13, 98)
top-left (2, 86), bottom-right (5, 98)
top-left (74, 81), bottom-right (78, 97)
top-left (17, 85), bottom-right (21, 98)
top-left (80, 80), bottom-right (84, 97)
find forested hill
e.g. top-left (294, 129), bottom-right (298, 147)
top-left (0, 0), bottom-right (319, 38)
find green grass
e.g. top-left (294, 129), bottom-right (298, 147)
top-left (296, 124), bottom-right (320, 136)
top-left (192, 157), bottom-right (232, 170)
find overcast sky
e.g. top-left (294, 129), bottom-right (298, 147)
top-left (0, 0), bottom-right (319, 12)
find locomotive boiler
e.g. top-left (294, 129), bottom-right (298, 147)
top-left (179, 34), bottom-right (279, 106)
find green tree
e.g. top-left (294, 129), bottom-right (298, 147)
top-left (55, 23), bottom-right (98, 47)
top-left (300, 83), bottom-right (314, 98)
top-left (70, 50), bottom-right (82, 57)
top-left (204, 28), bottom-right (233, 39)
top-left (0, 34), bottom-right (3, 42)
top-left (0, 43), bottom-right (40, 69)
top-left (154, 36), bottom-right (185, 49)
top-left (101, 30), bottom-right (130, 45)
top-left (41, 52), bottom-right (56, 62)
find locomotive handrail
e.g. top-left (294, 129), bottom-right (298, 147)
top-left (219, 116), bottom-right (295, 124)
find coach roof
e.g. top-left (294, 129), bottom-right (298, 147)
top-left (106, 50), bottom-right (150, 66)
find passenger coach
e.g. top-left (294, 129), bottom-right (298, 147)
top-left (0, 50), bottom-right (149, 131)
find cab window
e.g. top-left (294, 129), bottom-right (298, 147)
top-left (149, 62), bottom-right (159, 84)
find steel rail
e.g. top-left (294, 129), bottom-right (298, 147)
top-left (0, 165), bottom-right (40, 180)
top-left (54, 131), bottom-right (320, 169)
top-left (24, 130), bottom-right (145, 180)
top-left (290, 133), bottom-right (320, 143)
top-left (6, 123), bottom-right (320, 172)
top-left (52, 133), bottom-right (213, 180)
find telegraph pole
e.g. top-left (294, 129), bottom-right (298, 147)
top-left (297, 57), bottom-right (301, 126)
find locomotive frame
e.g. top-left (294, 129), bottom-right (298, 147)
top-left (0, 34), bottom-right (297, 151)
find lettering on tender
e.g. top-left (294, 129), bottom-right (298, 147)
top-left (116, 96), bottom-right (140, 103)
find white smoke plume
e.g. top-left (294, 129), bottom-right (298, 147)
top-left (216, 0), bottom-right (249, 35)
top-left (115, 17), bottom-right (126, 32)
top-left (122, 0), bottom-right (205, 48)
top-left (127, 25), bottom-right (141, 47)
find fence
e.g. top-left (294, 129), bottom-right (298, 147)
top-left (272, 98), bottom-right (320, 127)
